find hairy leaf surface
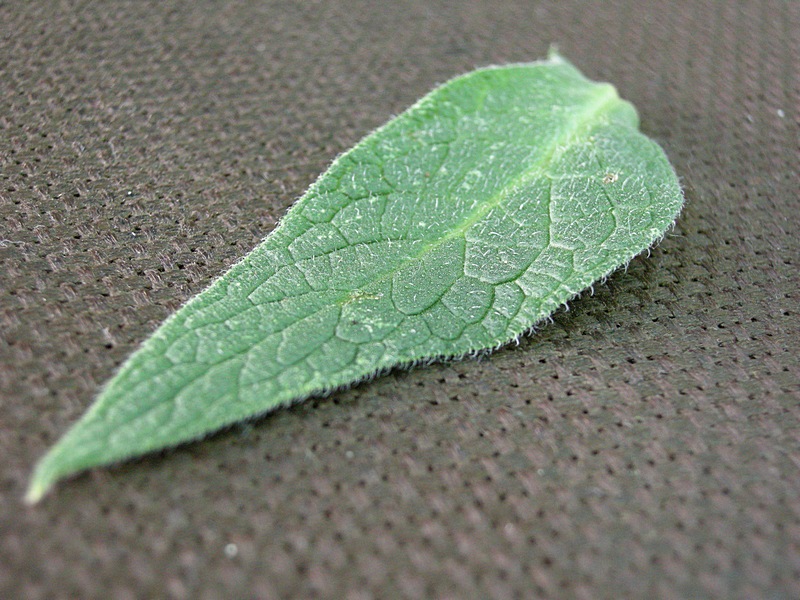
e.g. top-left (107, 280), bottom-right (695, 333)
top-left (28, 55), bottom-right (683, 502)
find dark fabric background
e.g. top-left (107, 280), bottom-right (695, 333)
top-left (2, 1), bottom-right (798, 598)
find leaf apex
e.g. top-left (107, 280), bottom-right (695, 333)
top-left (26, 449), bottom-right (65, 505)
top-left (24, 474), bottom-right (50, 505)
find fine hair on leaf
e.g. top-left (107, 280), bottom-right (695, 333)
top-left (27, 54), bottom-right (683, 503)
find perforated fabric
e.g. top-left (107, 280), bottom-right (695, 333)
top-left (2, 1), bottom-right (798, 598)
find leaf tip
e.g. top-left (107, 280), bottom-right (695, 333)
top-left (26, 453), bottom-right (61, 505)
top-left (24, 476), bottom-right (50, 505)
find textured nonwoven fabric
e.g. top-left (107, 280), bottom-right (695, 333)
top-left (2, 1), bottom-right (798, 598)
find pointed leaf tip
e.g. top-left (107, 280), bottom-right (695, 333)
top-left (25, 474), bottom-right (49, 505)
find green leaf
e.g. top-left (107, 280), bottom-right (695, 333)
top-left (27, 54), bottom-right (683, 503)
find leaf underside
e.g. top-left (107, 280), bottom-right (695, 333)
top-left (27, 54), bottom-right (683, 502)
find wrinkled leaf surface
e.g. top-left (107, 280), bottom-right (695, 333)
top-left (28, 55), bottom-right (683, 502)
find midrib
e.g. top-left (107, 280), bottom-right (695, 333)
top-left (235, 82), bottom-right (621, 321)
top-left (443, 83), bottom-right (619, 242)
top-left (160, 82), bottom-right (623, 386)
top-left (336, 82), bottom-right (621, 303)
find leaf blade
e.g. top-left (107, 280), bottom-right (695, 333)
top-left (27, 55), bottom-right (683, 503)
